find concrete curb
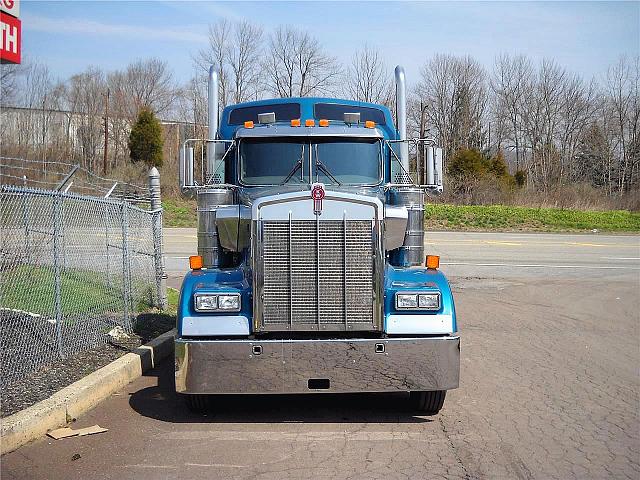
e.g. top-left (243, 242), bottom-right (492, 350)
top-left (1, 328), bottom-right (176, 455)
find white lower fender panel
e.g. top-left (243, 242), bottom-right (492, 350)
top-left (175, 336), bottom-right (460, 394)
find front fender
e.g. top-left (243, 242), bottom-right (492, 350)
top-left (383, 265), bottom-right (456, 334)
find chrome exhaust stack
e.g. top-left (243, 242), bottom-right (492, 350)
top-left (207, 65), bottom-right (221, 183)
top-left (389, 66), bottom-right (430, 266)
top-left (394, 65), bottom-right (410, 174)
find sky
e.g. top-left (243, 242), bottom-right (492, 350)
top-left (18, 0), bottom-right (640, 87)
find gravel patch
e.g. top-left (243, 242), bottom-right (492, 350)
top-left (1, 312), bottom-right (175, 418)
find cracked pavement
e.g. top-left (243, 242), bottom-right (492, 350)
top-left (2, 231), bottom-right (639, 479)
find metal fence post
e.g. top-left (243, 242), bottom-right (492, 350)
top-left (121, 202), bottom-right (131, 328)
top-left (149, 167), bottom-right (167, 310)
top-left (104, 203), bottom-right (111, 288)
top-left (53, 192), bottom-right (64, 358)
top-left (21, 178), bottom-right (31, 263)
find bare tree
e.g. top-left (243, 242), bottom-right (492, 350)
top-left (516, 60), bottom-right (565, 190)
top-left (491, 54), bottom-right (533, 170)
top-left (416, 54), bottom-right (488, 161)
top-left (196, 20), bottom-right (263, 107)
top-left (174, 74), bottom-right (208, 151)
top-left (264, 26), bottom-right (341, 97)
top-left (7, 62), bottom-right (55, 159)
top-left (346, 45), bottom-right (391, 104)
top-left (65, 67), bottom-right (106, 170)
top-left (1, 64), bottom-right (22, 105)
top-left (264, 26), bottom-right (296, 97)
top-left (604, 56), bottom-right (640, 194)
top-left (118, 58), bottom-right (175, 117)
top-left (106, 71), bottom-right (131, 170)
top-left (228, 21), bottom-right (263, 103)
top-left (557, 72), bottom-right (597, 183)
top-left (195, 19), bottom-right (232, 110)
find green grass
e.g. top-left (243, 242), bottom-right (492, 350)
top-left (1, 265), bottom-right (124, 316)
top-left (166, 287), bottom-right (179, 313)
top-left (162, 198), bottom-right (196, 227)
top-left (425, 204), bottom-right (640, 232)
top-left (2, 265), bottom-right (180, 317)
top-left (161, 196), bottom-right (639, 232)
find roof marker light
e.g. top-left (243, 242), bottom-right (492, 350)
top-left (305, 119), bottom-right (315, 127)
top-left (291, 119), bottom-right (301, 127)
top-left (365, 120), bottom-right (376, 129)
top-left (244, 121), bottom-right (254, 129)
top-left (319, 119), bottom-right (329, 127)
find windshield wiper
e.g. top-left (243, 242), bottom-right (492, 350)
top-left (280, 159), bottom-right (302, 185)
top-left (314, 144), bottom-right (342, 185)
top-left (280, 145), bottom-right (306, 185)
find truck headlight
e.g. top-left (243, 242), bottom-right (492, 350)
top-left (194, 294), bottom-right (218, 311)
top-left (218, 294), bottom-right (241, 311)
top-left (395, 292), bottom-right (440, 310)
top-left (418, 293), bottom-right (440, 309)
top-left (396, 293), bottom-right (418, 309)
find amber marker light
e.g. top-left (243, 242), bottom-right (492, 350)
top-left (189, 255), bottom-right (203, 270)
top-left (426, 255), bottom-right (440, 270)
top-left (291, 119), bottom-right (301, 127)
top-left (319, 119), bottom-right (329, 127)
top-left (244, 121), bottom-right (254, 128)
top-left (365, 120), bottom-right (376, 129)
top-left (305, 119), bottom-right (315, 127)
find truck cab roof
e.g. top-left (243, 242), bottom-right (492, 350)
top-left (234, 124), bottom-right (384, 139)
top-left (219, 97), bottom-right (397, 141)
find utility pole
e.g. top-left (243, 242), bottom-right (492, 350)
top-left (103, 88), bottom-right (110, 176)
top-left (42, 96), bottom-right (47, 174)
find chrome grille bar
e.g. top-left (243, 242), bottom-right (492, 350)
top-left (288, 211), bottom-right (293, 328)
top-left (316, 214), bottom-right (320, 327)
top-left (343, 211), bottom-right (348, 330)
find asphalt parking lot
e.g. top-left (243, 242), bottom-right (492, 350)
top-left (2, 231), bottom-right (638, 479)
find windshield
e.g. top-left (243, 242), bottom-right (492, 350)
top-left (239, 137), bottom-right (382, 186)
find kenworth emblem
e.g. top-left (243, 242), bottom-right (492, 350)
top-left (311, 183), bottom-right (325, 215)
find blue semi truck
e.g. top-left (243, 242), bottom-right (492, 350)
top-left (175, 65), bottom-right (459, 414)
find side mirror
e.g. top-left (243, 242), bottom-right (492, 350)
top-left (424, 145), bottom-right (444, 193)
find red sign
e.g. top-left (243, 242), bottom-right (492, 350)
top-left (1, 13), bottom-right (20, 64)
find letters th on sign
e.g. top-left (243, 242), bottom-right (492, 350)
top-left (0, 13), bottom-right (20, 64)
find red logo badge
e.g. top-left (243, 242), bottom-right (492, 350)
top-left (311, 183), bottom-right (325, 215)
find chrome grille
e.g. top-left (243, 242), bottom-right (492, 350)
top-left (261, 219), bottom-right (374, 328)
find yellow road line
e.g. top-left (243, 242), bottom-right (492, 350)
top-left (425, 241), bottom-right (636, 248)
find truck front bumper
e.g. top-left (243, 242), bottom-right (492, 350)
top-left (175, 336), bottom-right (460, 394)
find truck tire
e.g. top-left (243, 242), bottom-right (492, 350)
top-left (410, 390), bottom-right (446, 415)
top-left (184, 394), bottom-right (209, 413)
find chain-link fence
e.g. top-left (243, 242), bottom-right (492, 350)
top-left (0, 185), bottom-right (165, 388)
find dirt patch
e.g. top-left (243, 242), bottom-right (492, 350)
top-left (0, 313), bottom-right (175, 418)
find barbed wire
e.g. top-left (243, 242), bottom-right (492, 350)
top-left (0, 157), bottom-right (151, 206)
